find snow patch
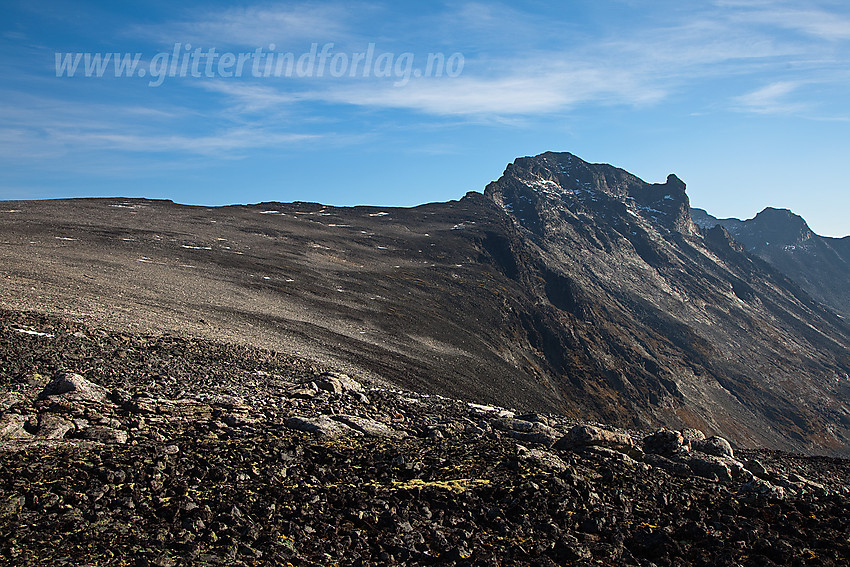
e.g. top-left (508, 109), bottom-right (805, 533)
top-left (13, 328), bottom-right (54, 338)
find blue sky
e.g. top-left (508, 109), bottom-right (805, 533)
top-left (1, 1), bottom-right (849, 236)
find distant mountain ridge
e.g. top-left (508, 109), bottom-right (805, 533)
top-left (691, 206), bottom-right (850, 318)
top-left (2, 151), bottom-right (849, 455)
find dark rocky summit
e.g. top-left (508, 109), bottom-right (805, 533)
top-left (1, 309), bottom-right (849, 566)
top-left (692, 207), bottom-right (850, 318)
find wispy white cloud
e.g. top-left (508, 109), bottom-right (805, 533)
top-left (732, 81), bottom-right (810, 114)
top-left (197, 82), bottom-right (303, 112)
top-left (0, 120), bottom-right (318, 159)
top-left (717, 1), bottom-right (850, 40)
top-left (34, 1), bottom-right (849, 123)
top-left (6, 0), bottom-right (850, 165)
top-left (2, 31), bottom-right (27, 41)
top-left (313, 65), bottom-right (665, 116)
top-left (445, 2), bottom-right (576, 51)
top-left (46, 128), bottom-right (318, 155)
top-left (415, 1), bottom-right (850, 118)
top-left (0, 91), bottom-right (319, 160)
top-left (130, 3), bottom-right (355, 48)
top-left (764, 9), bottom-right (850, 40)
top-left (275, 7), bottom-right (811, 118)
top-left (191, 1), bottom-right (810, 120)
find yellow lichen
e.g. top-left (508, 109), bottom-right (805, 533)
top-left (391, 478), bottom-right (491, 493)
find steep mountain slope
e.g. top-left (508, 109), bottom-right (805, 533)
top-left (1, 152), bottom-right (849, 454)
top-left (482, 153), bottom-right (850, 454)
top-left (692, 207), bottom-right (850, 318)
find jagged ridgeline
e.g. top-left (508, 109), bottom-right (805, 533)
top-left (1, 151), bottom-right (849, 455)
top-left (691, 206), bottom-right (850, 319)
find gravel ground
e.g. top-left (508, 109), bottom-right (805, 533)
top-left (1, 308), bottom-right (849, 566)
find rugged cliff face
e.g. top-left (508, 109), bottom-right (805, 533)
top-left (1, 151), bottom-right (849, 454)
top-left (692, 206), bottom-right (850, 318)
top-left (480, 152), bottom-right (850, 453)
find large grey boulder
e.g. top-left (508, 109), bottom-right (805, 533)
top-left (315, 372), bottom-right (365, 394)
top-left (554, 425), bottom-right (634, 452)
top-left (686, 454), bottom-right (733, 482)
top-left (40, 371), bottom-right (107, 403)
top-left (694, 436), bottom-right (734, 459)
top-left (680, 428), bottom-right (706, 448)
top-left (285, 415), bottom-right (357, 438)
top-left (0, 392), bottom-right (25, 413)
top-left (491, 417), bottom-right (559, 447)
top-left (517, 446), bottom-right (568, 472)
top-left (332, 414), bottom-right (406, 439)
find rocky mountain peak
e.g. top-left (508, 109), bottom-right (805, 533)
top-left (665, 173), bottom-right (686, 191)
top-left (690, 204), bottom-right (849, 317)
top-left (484, 152), bottom-right (696, 236)
top-left (750, 207), bottom-right (815, 245)
top-left (692, 207), bottom-right (814, 248)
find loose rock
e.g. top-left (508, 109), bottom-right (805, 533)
top-left (331, 414), bottom-right (405, 439)
top-left (285, 415), bottom-right (357, 438)
top-left (693, 435), bottom-right (734, 458)
top-left (643, 429), bottom-right (685, 455)
top-left (0, 413), bottom-right (31, 440)
top-left (39, 371), bottom-right (107, 403)
top-left (35, 414), bottom-right (74, 440)
top-left (81, 426), bottom-right (128, 444)
top-left (554, 424), bottom-right (634, 452)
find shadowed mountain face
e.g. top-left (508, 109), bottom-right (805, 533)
top-left (2, 151), bottom-right (849, 454)
top-left (692, 207), bottom-right (850, 318)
